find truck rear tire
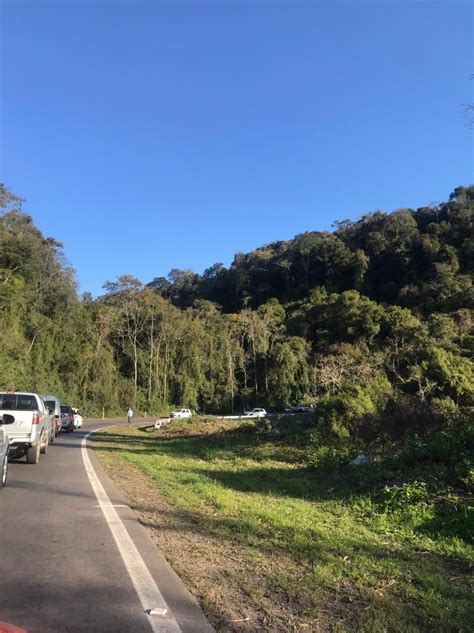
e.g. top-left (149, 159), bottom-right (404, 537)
top-left (26, 442), bottom-right (40, 464)
top-left (40, 435), bottom-right (48, 454)
top-left (1, 454), bottom-right (7, 488)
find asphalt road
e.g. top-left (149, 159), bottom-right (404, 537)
top-left (0, 421), bottom-right (214, 633)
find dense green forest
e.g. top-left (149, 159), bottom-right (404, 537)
top-left (1, 183), bottom-right (472, 435)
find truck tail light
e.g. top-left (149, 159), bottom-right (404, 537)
top-left (32, 413), bottom-right (40, 425)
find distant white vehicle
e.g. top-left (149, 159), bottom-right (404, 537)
top-left (72, 408), bottom-right (83, 429)
top-left (170, 408), bottom-right (192, 419)
top-left (244, 408), bottom-right (267, 418)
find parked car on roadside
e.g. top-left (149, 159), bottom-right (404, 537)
top-left (170, 408), bottom-right (192, 419)
top-left (0, 392), bottom-right (53, 463)
top-left (284, 405), bottom-right (313, 414)
top-left (60, 404), bottom-right (75, 433)
top-left (42, 395), bottom-right (62, 436)
top-left (244, 408), bottom-right (267, 418)
top-left (72, 408), bottom-right (83, 429)
top-left (0, 412), bottom-right (14, 488)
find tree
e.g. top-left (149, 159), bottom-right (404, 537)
top-left (102, 276), bottom-right (147, 408)
top-left (2, 181), bottom-right (472, 424)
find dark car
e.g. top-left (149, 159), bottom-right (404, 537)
top-left (60, 404), bottom-right (75, 433)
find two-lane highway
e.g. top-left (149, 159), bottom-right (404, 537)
top-left (0, 422), bottom-right (214, 633)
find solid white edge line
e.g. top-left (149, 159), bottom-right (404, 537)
top-left (81, 428), bottom-right (182, 633)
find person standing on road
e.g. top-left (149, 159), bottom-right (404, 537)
top-left (127, 407), bottom-right (133, 426)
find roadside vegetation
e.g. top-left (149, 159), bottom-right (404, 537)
top-left (1, 184), bottom-right (473, 424)
top-left (92, 416), bottom-right (473, 633)
top-left (2, 182), bottom-right (473, 628)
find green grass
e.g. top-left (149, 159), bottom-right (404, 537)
top-left (92, 418), bottom-right (473, 632)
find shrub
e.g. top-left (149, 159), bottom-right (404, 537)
top-left (375, 481), bottom-right (435, 528)
top-left (306, 441), bottom-right (355, 470)
top-left (380, 480), bottom-right (430, 511)
top-left (316, 375), bottom-right (392, 438)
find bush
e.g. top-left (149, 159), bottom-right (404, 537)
top-left (306, 442), bottom-right (354, 470)
top-left (431, 396), bottom-right (458, 423)
top-left (456, 457), bottom-right (474, 488)
top-left (398, 422), bottom-right (474, 488)
top-left (316, 375), bottom-right (392, 439)
top-left (379, 480), bottom-right (430, 512)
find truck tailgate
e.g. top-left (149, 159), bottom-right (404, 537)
top-left (2, 410), bottom-right (33, 442)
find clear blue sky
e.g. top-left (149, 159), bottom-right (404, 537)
top-left (1, 0), bottom-right (472, 297)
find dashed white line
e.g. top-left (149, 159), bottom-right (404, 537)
top-left (81, 429), bottom-right (182, 633)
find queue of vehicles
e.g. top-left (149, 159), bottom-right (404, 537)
top-left (0, 391), bottom-right (84, 489)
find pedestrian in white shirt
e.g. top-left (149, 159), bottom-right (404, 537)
top-left (127, 408), bottom-right (133, 426)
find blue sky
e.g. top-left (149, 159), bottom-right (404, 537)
top-left (1, 0), bottom-right (472, 297)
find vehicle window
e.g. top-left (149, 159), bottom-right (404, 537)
top-left (19, 395), bottom-right (38, 410)
top-left (60, 405), bottom-right (71, 413)
top-left (0, 394), bottom-right (38, 411)
top-left (0, 395), bottom-right (15, 410)
top-left (44, 400), bottom-right (55, 410)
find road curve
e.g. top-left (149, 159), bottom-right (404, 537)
top-left (0, 421), bottom-right (214, 633)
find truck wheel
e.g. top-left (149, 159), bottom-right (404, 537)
top-left (1, 454), bottom-right (7, 488)
top-left (40, 434), bottom-right (48, 454)
top-left (26, 442), bottom-right (40, 464)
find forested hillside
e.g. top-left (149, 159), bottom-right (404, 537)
top-left (1, 184), bottom-right (472, 433)
top-left (149, 186), bottom-right (473, 315)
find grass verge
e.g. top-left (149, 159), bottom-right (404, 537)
top-left (91, 417), bottom-right (473, 633)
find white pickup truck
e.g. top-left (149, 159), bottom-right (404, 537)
top-left (0, 392), bottom-right (54, 464)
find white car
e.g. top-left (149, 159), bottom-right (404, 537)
top-left (72, 408), bottom-right (83, 429)
top-left (170, 408), bottom-right (192, 419)
top-left (244, 408), bottom-right (267, 418)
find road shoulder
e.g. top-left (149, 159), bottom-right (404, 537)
top-left (85, 425), bottom-right (215, 633)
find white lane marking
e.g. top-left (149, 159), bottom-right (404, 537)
top-left (93, 504), bottom-right (129, 508)
top-left (82, 429), bottom-right (182, 633)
